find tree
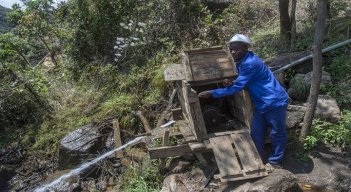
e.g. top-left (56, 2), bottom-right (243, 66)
top-left (290, 0), bottom-right (297, 51)
top-left (279, 0), bottom-right (292, 39)
top-left (13, 0), bottom-right (59, 66)
top-left (300, 0), bottom-right (328, 142)
top-left (0, 32), bottom-right (31, 68)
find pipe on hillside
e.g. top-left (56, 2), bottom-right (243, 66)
top-left (273, 39), bottom-right (351, 74)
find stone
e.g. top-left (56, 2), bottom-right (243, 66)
top-left (286, 105), bottom-right (306, 130)
top-left (288, 71), bottom-right (332, 101)
top-left (312, 95), bottom-right (341, 122)
top-left (58, 124), bottom-right (106, 169)
top-left (231, 169), bottom-right (301, 192)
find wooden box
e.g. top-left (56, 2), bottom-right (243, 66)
top-left (181, 46), bottom-right (237, 82)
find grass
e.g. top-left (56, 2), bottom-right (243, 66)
top-left (119, 159), bottom-right (162, 192)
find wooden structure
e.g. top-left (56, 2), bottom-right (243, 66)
top-left (149, 46), bottom-right (267, 182)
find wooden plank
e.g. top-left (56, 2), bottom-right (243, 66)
top-left (209, 136), bottom-right (243, 178)
top-left (189, 88), bottom-right (207, 141)
top-left (181, 52), bottom-right (194, 81)
top-left (177, 120), bottom-right (196, 142)
top-left (231, 131), bottom-right (265, 174)
top-left (214, 171), bottom-right (268, 182)
top-left (148, 145), bottom-right (192, 159)
top-left (243, 90), bottom-right (253, 129)
top-left (183, 46), bottom-right (222, 53)
top-left (164, 64), bottom-right (185, 81)
top-left (113, 119), bottom-right (123, 158)
top-left (188, 142), bottom-right (211, 152)
top-left (182, 80), bottom-right (206, 141)
top-left (159, 129), bottom-right (170, 169)
top-left (182, 47), bottom-right (237, 82)
top-left (162, 129), bottom-right (170, 146)
top-left (208, 129), bottom-right (248, 138)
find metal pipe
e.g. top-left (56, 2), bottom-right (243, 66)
top-left (273, 39), bottom-right (351, 74)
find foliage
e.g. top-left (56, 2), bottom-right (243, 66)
top-left (0, 65), bottom-right (46, 147)
top-left (215, 0), bottom-right (278, 46)
top-left (304, 111), bottom-right (351, 150)
top-left (121, 160), bottom-right (162, 192)
top-left (325, 53), bottom-right (351, 108)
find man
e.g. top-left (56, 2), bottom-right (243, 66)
top-left (198, 34), bottom-right (288, 168)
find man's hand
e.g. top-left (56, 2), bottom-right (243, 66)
top-left (198, 91), bottom-right (212, 99)
top-left (223, 79), bottom-right (233, 87)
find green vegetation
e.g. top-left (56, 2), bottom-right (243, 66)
top-left (304, 110), bottom-right (351, 150)
top-left (121, 160), bottom-right (162, 192)
top-left (0, 0), bottom-right (351, 190)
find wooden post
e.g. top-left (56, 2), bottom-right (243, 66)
top-left (113, 119), bottom-right (123, 158)
top-left (160, 128), bottom-right (170, 169)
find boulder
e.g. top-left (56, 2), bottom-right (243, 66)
top-left (58, 124), bottom-right (106, 169)
top-left (286, 105), bottom-right (306, 130)
top-left (288, 71), bottom-right (332, 101)
top-left (231, 169), bottom-right (301, 192)
top-left (312, 95), bottom-right (341, 122)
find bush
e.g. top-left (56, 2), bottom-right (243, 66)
top-left (305, 110), bottom-right (351, 149)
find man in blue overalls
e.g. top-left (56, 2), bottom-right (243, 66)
top-left (198, 34), bottom-right (288, 169)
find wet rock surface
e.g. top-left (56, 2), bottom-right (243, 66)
top-left (58, 121), bottom-right (114, 169)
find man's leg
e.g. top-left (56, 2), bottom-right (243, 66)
top-left (250, 110), bottom-right (267, 158)
top-left (265, 105), bottom-right (287, 164)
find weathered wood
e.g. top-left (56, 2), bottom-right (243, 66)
top-left (181, 52), bottom-right (194, 81)
top-left (182, 80), bottom-right (207, 141)
top-left (162, 129), bottom-right (170, 146)
top-left (176, 120), bottom-right (196, 142)
top-left (209, 136), bottom-right (243, 178)
top-left (182, 47), bottom-right (236, 82)
top-left (159, 129), bottom-right (170, 169)
top-left (208, 129), bottom-right (247, 138)
top-left (132, 111), bottom-right (152, 134)
top-left (156, 88), bottom-right (177, 128)
top-left (113, 119), bottom-right (123, 158)
top-left (183, 46), bottom-right (222, 53)
top-left (228, 90), bottom-right (252, 129)
top-left (149, 145), bottom-right (192, 159)
top-left (188, 142), bottom-right (211, 152)
top-left (231, 131), bottom-right (265, 174)
top-left (214, 170), bottom-right (268, 182)
top-left (164, 64), bottom-right (185, 81)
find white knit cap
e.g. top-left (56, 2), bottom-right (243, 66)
top-left (229, 34), bottom-right (251, 46)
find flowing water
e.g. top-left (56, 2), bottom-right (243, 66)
top-left (34, 136), bottom-right (146, 192)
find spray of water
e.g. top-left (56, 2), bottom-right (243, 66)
top-left (34, 136), bottom-right (146, 192)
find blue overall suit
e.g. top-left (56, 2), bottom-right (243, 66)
top-left (210, 51), bottom-right (288, 164)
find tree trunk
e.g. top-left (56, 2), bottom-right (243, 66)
top-left (290, 0), bottom-right (297, 52)
top-left (299, 0), bottom-right (327, 142)
top-left (279, 0), bottom-right (292, 39)
top-left (39, 36), bottom-right (58, 66)
top-left (14, 47), bottom-right (31, 68)
top-left (7, 68), bottom-right (51, 111)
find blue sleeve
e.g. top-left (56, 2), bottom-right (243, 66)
top-left (211, 64), bottom-right (255, 98)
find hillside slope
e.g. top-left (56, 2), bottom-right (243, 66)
top-left (0, 5), bottom-right (13, 33)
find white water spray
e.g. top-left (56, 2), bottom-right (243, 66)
top-left (34, 136), bottom-right (146, 192)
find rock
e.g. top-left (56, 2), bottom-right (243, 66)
top-left (312, 95), bottom-right (341, 122)
top-left (58, 124), bottom-right (105, 169)
top-left (286, 105), bottom-right (306, 130)
top-left (231, 169), bottom-right (301, 192)
top-left (288, 71), bottom-right (332, 101)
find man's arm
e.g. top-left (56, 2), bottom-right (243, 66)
top-left (210, 64), bottom-right (255, 98)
